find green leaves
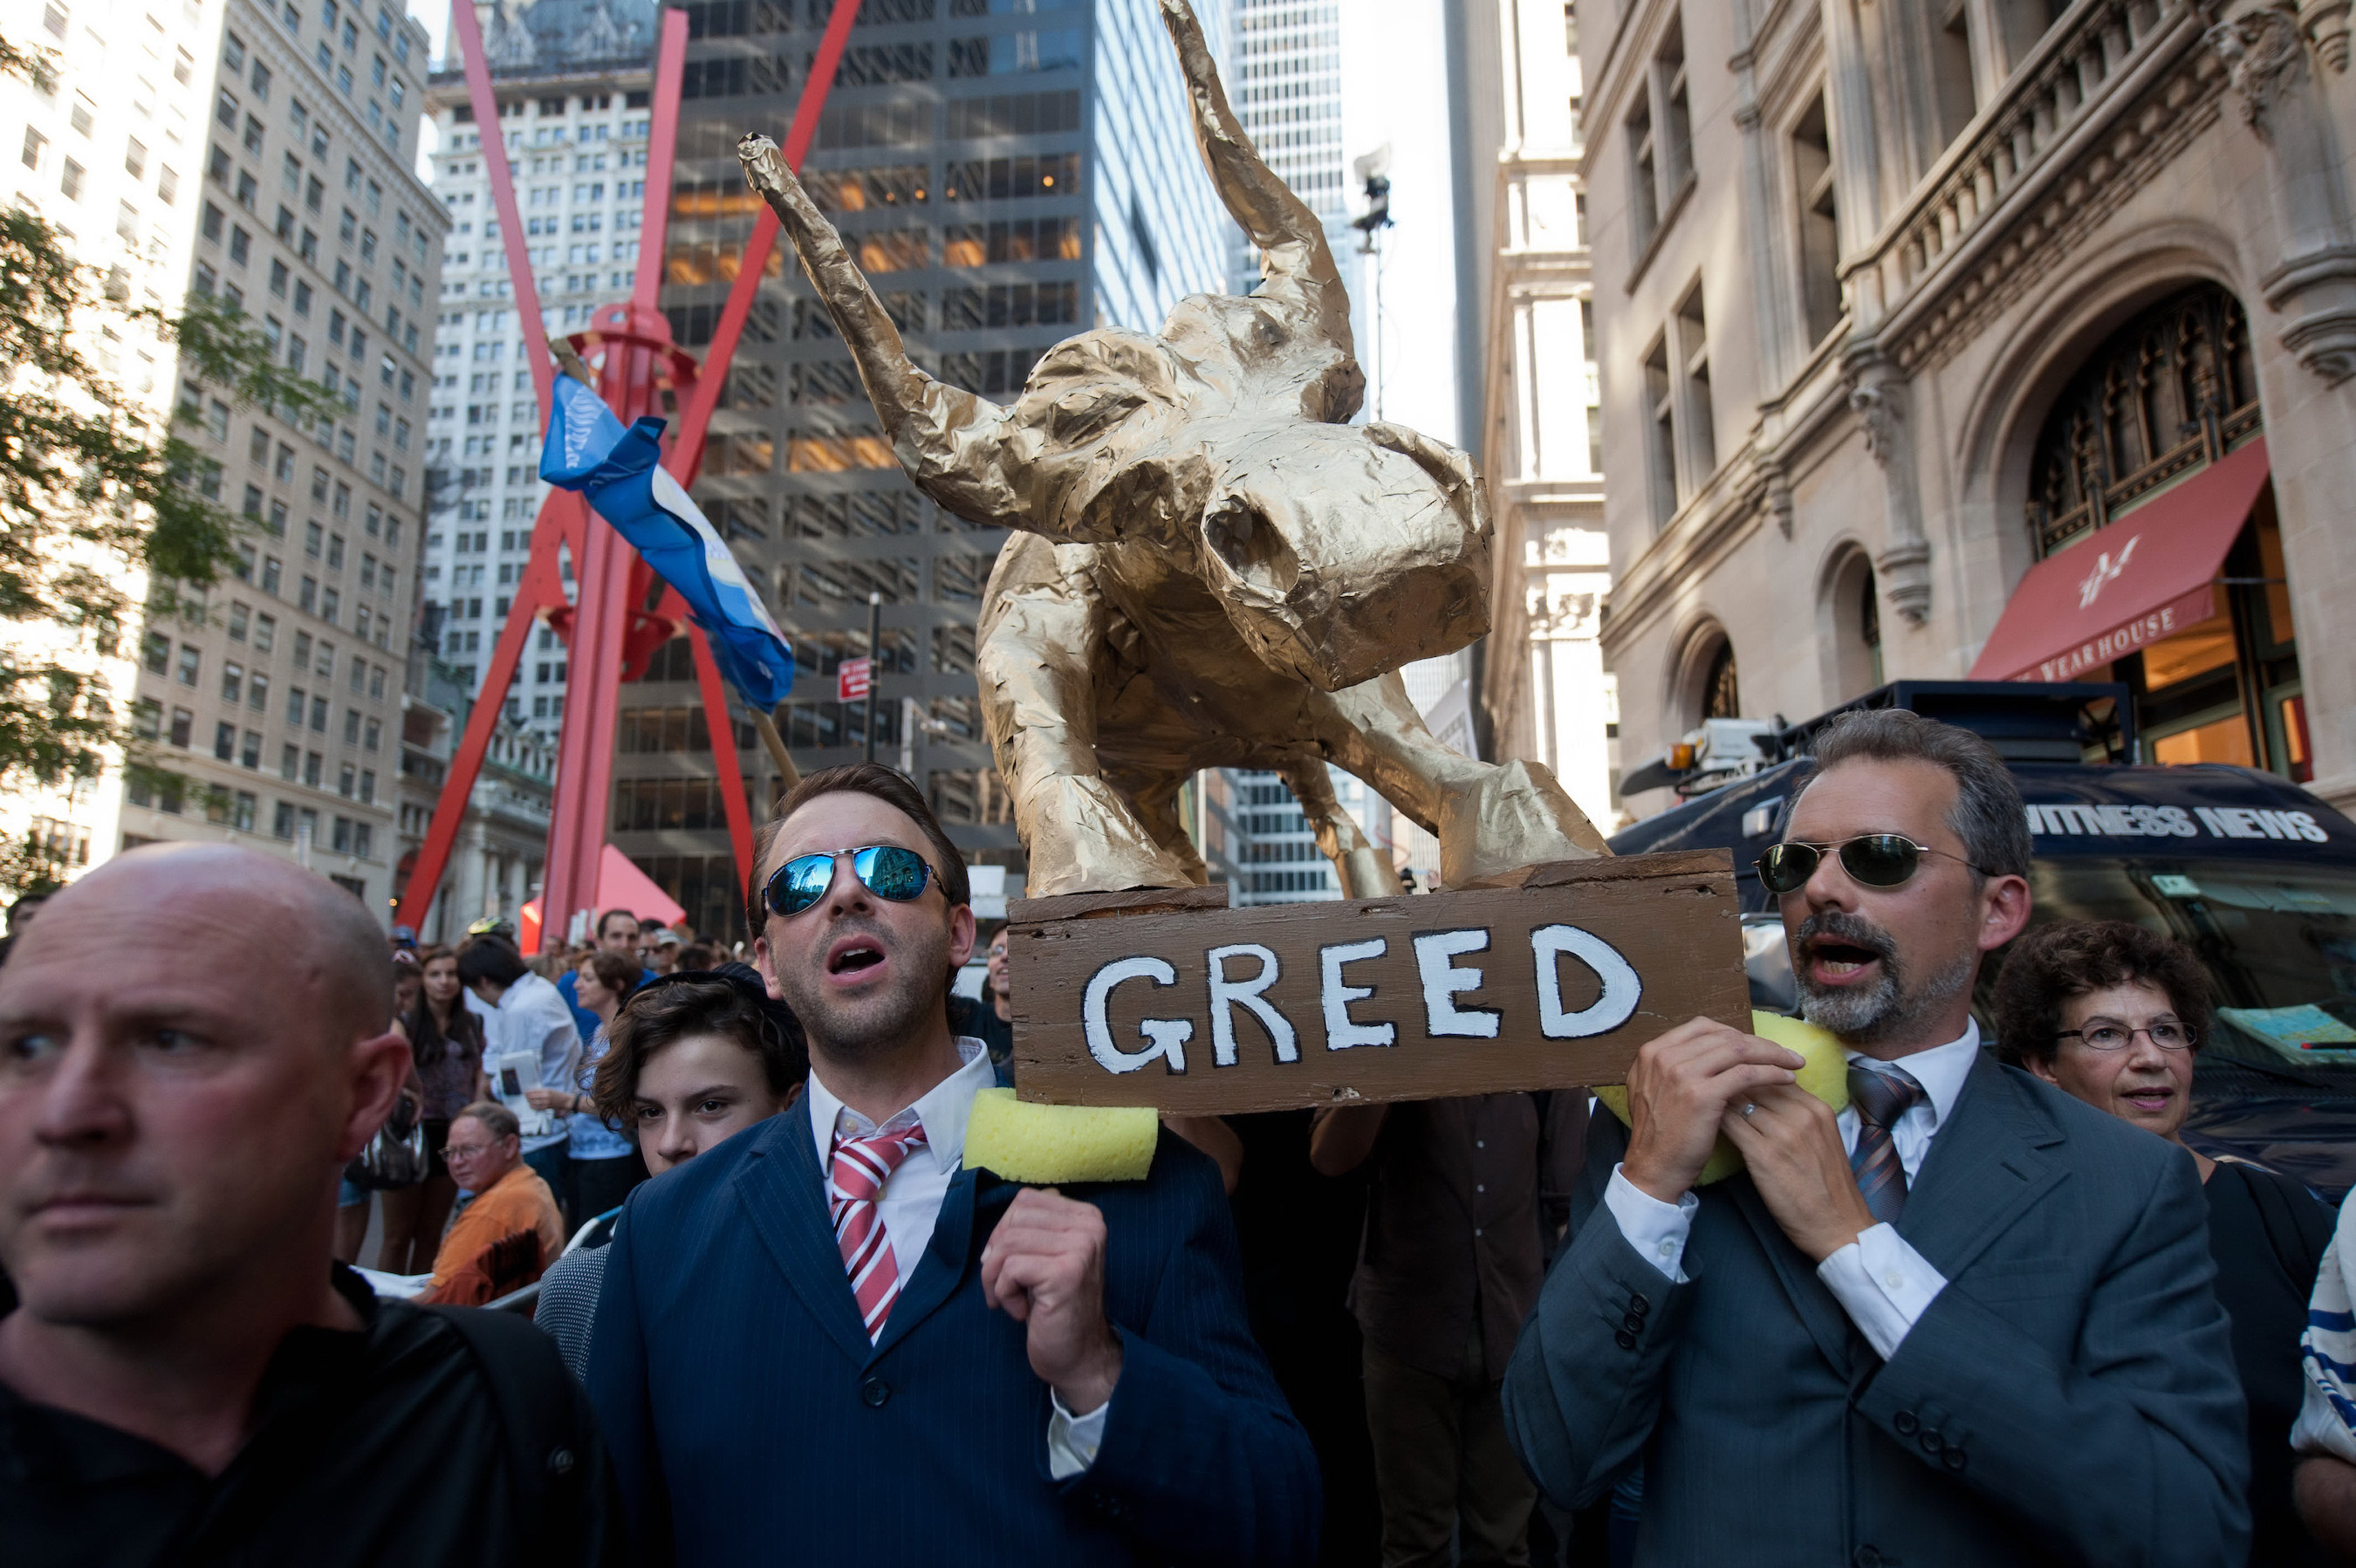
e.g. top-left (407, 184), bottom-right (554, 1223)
top-left (0, 147), bottom-right (336, 798)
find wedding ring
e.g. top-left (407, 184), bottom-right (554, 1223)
top-left (1740, 1102), bottom-right (1759, 1119)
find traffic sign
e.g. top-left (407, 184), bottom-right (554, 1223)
top-left (838, 656), bottom-right (871, 703)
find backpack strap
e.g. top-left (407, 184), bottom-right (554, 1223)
top-left (428, 1303), bottom-right (585, 1568)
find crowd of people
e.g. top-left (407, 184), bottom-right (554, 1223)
top-left (5, 717), bottom-right (2356, 1565)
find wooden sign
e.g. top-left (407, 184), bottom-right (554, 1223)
top-left (1003, 849), bottom-right (1750, 1114)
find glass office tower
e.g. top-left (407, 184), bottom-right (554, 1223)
top-left (623, 0), bottom-right (1231, 941)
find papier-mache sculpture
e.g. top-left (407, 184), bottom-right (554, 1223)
top-left (737, 0), bottom-right (1606, 899)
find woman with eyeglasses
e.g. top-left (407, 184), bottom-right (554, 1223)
top-left (1995, 919), bottom-right (2333, 1567)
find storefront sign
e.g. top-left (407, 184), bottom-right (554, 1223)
top-left (1003, 850), bottom-right (1750, 1114)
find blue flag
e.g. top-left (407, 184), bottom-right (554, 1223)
top-left (538, 373), bottom-right (795, 709)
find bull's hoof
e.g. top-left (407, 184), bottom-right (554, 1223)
top-left (1436, 758), bottom-right (1609, 887)
top-left (1017, 774), bottom-right (1200, 898)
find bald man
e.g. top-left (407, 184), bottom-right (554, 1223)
top-left (0, 844), bottom-right (625, 1565)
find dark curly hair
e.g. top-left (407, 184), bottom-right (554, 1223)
top-left (591, 969), bottom-right (807, 1126)
top-left (1991, 920), bottom-right (2213, 1066)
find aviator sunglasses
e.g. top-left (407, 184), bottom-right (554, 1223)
top-left (764, 845), bottom-right (940, 919)
top-left (1756, 833), bottom-right (1990, 895)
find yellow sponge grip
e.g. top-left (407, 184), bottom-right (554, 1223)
top-left (1592, 1010), bottom-right (1850, 1186)
top-left (964, 1088), bottom-right (1159, 1184)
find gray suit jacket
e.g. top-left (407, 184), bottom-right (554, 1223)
top-left (1503, 1052), bottom-right (2249, 1567)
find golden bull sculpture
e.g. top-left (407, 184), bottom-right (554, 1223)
top-left (736, 0), bottom-right (1605, 898)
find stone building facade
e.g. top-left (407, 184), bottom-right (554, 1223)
top-left (112, 0), bottom-right (445, 911)
top-left (1579, 0), bottom-right (2356, 814)
top-left (1473, 0), bottom-right (1621, 832)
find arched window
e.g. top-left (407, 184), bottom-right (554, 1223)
top-left (2025, 283), bottom-right (2260, 557)
top-left (1701, 639), bottom-right (1740, 720)
top-left (1825, 551), bottom-right (1882, 699)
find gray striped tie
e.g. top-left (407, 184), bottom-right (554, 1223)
top-left (1847, 1065), bottom-right (1925, 1224)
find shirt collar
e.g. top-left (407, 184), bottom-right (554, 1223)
top-left (497, 972), bottom-right (551, 1011)
top-left (806, 1037), bottom-right (994, 1173)
top-left (1846, 1017), bottom-right (1981, 1130)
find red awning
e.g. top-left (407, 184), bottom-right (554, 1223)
top-left (1969, 438), bottom-right (2272, 683)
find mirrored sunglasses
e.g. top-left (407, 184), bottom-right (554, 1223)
top-left (764, 845), bottom-right (937, 919)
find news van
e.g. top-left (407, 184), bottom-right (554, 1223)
top-left (1610, 681), bottom-right (2356, 1197)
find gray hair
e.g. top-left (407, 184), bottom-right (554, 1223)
top-left (1798, 709), bottom-right (2031, 880)
top-left (454, 1099), bottom-right (521, 1143)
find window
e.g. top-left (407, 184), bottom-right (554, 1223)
top-left (1791, 93), bottom-right (1842, 347)
top-left (22, 127), bottom-right (45, 171)
top-left (255, 613), bottom-right (276, 653)
top-left (273, 800), bottom-right (297, 839)
top-left (281, 743), bottom-right (299, 781)
top-left (215, 720), bottom-right (236, 760)
top-left (124, 135), bottom-right (146, 179)
top-left (1641, 277), bottom-right (1716, 527)
top-left (60, 158), bottom-right (84, 201)
top-left (249, 671), bottom-right (270, 711)
top-left (169, 707), bottom-right (194, 747)
top-left (1626, 15), bottom-right (1694, 257)
top-left (221, 661), bottom-right (244, 702)
top-left (142, 631), bottom-right (171, 674)
top-left (1935, 0), bottom-right (1980, 150)
top-left (241, 731), bottom-right (263, 769)
top-left (175, 644), bottom-right (201, 686)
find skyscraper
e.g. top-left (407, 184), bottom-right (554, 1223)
top-left (421, 0), bottom-right (661, 745)
top-left (1197, 0), bottom-right (1386, 905)
top-left (2, 0), bottom-right (219, 895)
top-left (71, 0), bottom-right (446, 914)
top-left (617, 0), bottom-right (1234, 940)
top-left (1224, 0), bottom-right (1342, 288)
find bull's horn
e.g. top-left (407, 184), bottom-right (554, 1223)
top-left (1155, 0), bottom-right (1360, 417)
top-left (736, 134), bottom-right (1031, 530)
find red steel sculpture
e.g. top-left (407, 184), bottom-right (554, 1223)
top-left (394, 0), bottom-right (865, 942)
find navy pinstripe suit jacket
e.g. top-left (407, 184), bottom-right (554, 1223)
top-left (586, 1109), bottom-right (1319, 1566)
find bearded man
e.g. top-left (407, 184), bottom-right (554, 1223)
top-left (586, 763), bottom-right (1318, 1567)
top-left (1502, 709), bottom-right (2248, 1568)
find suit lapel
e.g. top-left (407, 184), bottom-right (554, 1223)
top-left (1725, 1176), bottom-right (1861, 1377)
top-left (734, 1114), bottom-right (874, 1366)
top-left (864, 1163), bottom-right (1008, 1363)
top-left (1898, 1052), bottom-right (2066, 1278)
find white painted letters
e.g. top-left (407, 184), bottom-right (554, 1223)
top-left (1319, 938), bottom-right (1395, 1051)
top-left (1207, 942), bottom-right (1298, 1065)
top-left (1531, 924), bottom-right (1641, 1037)
top-left (1413, 928), bottom-right (1500, 1038)
top-left (1083, 955), bottom-right (1195, 1074)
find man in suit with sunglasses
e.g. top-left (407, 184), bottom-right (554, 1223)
top-left (1503, 709), bottom-right (2248, 1566)
top-left (586, 763), bottom-right (1318, 1567)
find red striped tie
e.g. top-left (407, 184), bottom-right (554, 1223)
top-left (830, 1121), bottom-right (928, 1341)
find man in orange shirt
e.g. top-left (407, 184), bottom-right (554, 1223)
top-left (422, 1101), bottom-right (565, 1306)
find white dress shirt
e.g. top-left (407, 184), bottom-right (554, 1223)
top-left (491, 972), bottom-right (584, 1154)
top-left (806, 1037), bottom-right (1109, 1477)
top-left (1604, 1020), bottom-right (1983, 1360)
